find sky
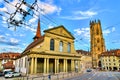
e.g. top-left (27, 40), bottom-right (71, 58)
top-left (0, 0), bottom-right (120, 53)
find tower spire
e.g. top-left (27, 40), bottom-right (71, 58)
top-left (33, 18), bottom-right (41, 40)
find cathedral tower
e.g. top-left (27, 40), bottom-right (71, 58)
top-left (90, 20), bottom-right (106, 68)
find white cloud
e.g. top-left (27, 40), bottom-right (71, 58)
top-left (0, 35), bottom-right (5, 39)
top-left (19, 34), bottom-right (25, 37)
top-left (48, 24), bottom-right (54, 28)
top-left (0, 0), bottom-right (3, 3)
top-left (0, 45), bottom-right (23, 53)
top-left (5, 33), bottom-right (10, 36)
top-left (37, 1), bottom-right (61, 15)
top-left (60, 16), bottom-right (89, 20)
top-left (112, 27), bottom-right (115, 32)
top-left (60, 10), bottom-right (97, 20)
top-left (0, 7), bottom-right (7, 12)
top-left (10, 38), bottom-right (19, 44)
top-left (103, 27), bottom-right (116, 36)
top-left (24, 26), bottom-right (36, 33)
top-left (29, 18), bottom-right (38, 24)
top-left (74, 27), bottom-right (90, 39)
top-left (75, 10), bottom-right (97, 17)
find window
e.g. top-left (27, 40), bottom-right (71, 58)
top-left (96, 28), bottom-right (99, 35)
top-left (113, 59), bottom-right (115, 62)
top-left (67, 42), bottom-right (71, 53)
top-left (25, 57), bottom-right (27, 68)
top-left (59, 41), bottom-right (63, 52)
top-left (50, 39), bottom-right (54, 51)
top-left (98, 47), bottom-right (100, 51)
top-left (97, 39), bottom-right (99, 43)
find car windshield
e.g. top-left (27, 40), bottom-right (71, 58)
top-left (6, 72), bottom-right (13, 74)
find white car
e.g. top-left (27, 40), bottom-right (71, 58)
top-left (4, 72), bottom-right (21, 78)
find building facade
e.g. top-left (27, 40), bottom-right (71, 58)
top-left (90, 20), bottom-right (106, 68)
top-left (15, 20), bottom-right (81, 75)
top-left (76, 50), bottom-right (92, 72)
top-left (100, 49), bottom-right (120, 71)
top-left (0, 52), bottom-right (20, 71)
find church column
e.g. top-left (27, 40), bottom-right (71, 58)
top-left (34, 57), bottom-right (37, 74)
top-left (78, 60), bottom-right (80, 72)
top-left (44, 58), bottom-right (47, 74)
top-left (63, 59), bottom-right (66, 72)
top-left (71, 59), bottom-right (75, 72)
top-left (55, 59), bottom-right (59, 73)
top-left (30, 57), bottom-right (34, 74)
top-left (66, 59), bottom-right (68, 72)
top-left (57, 59), bottom-right (59, 73)
top-left (46, 58), bottom-right (49, 74)
top-left (55, 59), bottom-right (57, 73)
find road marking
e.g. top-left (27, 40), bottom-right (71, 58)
top-left (112, 74), bottom-right (119, 80)
top-left (88, 72), bottom-right (97, 80)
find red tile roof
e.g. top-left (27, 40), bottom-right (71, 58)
top-left (23, 36), bottom-right (44, 53)
top-left (100, 49), bottom-right (120, 57)
top-left (2, 61), bottom-right (15, 69)
top-left (76, 50), bottom-right (91, 55)
top-left (0, 52), bottom-right (20, 60)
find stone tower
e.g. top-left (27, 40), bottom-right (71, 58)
top-left (90, 20), bottom-right (106, 68)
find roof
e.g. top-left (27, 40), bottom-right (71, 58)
top-left (76, 50), bottom-right (91, 56)
top-left (100, 49), bottom-right (120, 57)
top-left (33, 19), bottom-right (41, 39)
top-left (23, 25), bottom-right (75, 53)
top-left (0, 52), bottom-right (20, 60)
top-left (23, 36), bottom-right (44, 53)
top-left (44, 25), bottom-right (75, 39)
top-left (3, 61), bottom-right (15, 69)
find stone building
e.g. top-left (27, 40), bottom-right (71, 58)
top-left (90, 20), bottom-right (106, 68)
top-left (0, 52), bottom-right (20, 71)
top-left (15, 19), bottom-right (81, 75)
top-left (76, 50), bottom-right (92, 72)
top-left (100, 49), bottom-right (120, 71)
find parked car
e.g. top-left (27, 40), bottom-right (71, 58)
top-left (0, 72), bottom-right (4, 77)
top-left (3, 69), bottom-right (12, 75)
top-left (12, 72), bottom-right (21, 77)
top-left (86, 69), bottom-right (92, 72)
top-left (4, 72), bottom-right (13, 78)
top-left (4, 72), bottom-right (21, 78)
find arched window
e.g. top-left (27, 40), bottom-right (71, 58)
top-left (59, 41), bottom-right (63, 52)
top-left (50, 39), bottom-right (54, 51)
top-left (67, 42), bottom-right (71, 53)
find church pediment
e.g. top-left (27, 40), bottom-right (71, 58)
top-left (44, 25), bottom-right (75, 39)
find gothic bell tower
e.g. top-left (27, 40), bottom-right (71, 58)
top-left (90, 20), bottom-right (106, 68)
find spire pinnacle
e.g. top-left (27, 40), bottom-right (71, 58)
top-left (33, 18), bottom-right (41, 40)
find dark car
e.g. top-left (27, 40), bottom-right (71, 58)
top-left (86, 69), bottom-right (92, 72)
top-left (0, 72), bottom-right (4, 77)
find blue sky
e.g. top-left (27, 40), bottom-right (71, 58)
top-left (0, 0), bottom-right (120, 53)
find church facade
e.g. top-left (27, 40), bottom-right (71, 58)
top-left (15, 20), bottom-right (81, 75)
